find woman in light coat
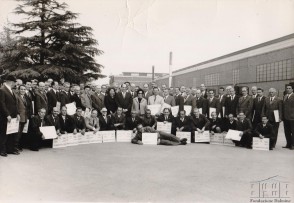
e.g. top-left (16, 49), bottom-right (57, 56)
top-left (132, 89), bottom-right (147, 116)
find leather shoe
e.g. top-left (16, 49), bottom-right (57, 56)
top-left (0, 152), bottom-right (8, 157)
top-left (282, 146), bottom-right (290, 148)
top-left (30, 148), bottom-right (39, 151)
top-left (289, 146), bottom-right (294, 150)
top-left (8, 151), bottom-right (20, 155)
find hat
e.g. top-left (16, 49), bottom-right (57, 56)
top-left (101, 107), bottom-right (107, 112)
top-left (4, 75), bottom-right (16, 82)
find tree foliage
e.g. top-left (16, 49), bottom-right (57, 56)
top-left (0, 0), bottom-right (104, 83)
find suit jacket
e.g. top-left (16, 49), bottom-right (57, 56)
top-left (190, 114), bottom-right (210, 130)
top-left (73, 114), bottom-right (86, 131)
top-left (17, 94), bottom-right (33, 122)
top-left (104, 95), bottom-right (118, 114)
top-left (111, 113), bottom-right (125, 130)
top-left (283, 93), bottom-right (294, 120)
top-left (184, 95), bottom-right (194, 106)
top-left (72, 94), bottom-right (84, 110)
top-left (174, 94), bottom-right (184, 111)
top-left (195, 97), bottom-right (208, 116)
top-left (44, 114), bottom-right (60, 130)
top-left (141, 115), bottom-right (156, 127)
top-left (85, 116), bottom-right (99, 131)
top-left (91, 93), bottom-right (104, 112)
top-left (116, 92), bottom-right (133, 112)
top-left (225, 95), bottom-right (239, 117)
top-left (201, 90), bottom-right (208, 99)
top-left (157, 114), bottom-right (175, 123)
top-left (28, 115), bottom-right (44, 137)
top-left (163, 95), bottom-right (176, 106)
top-left (46, 89), bottom-right (60, 113)
top-left (207, 97), bottom-right (221, 117)
top-left (223, 119), bottom-right (237, 132)
top-left (252, 96), bottom-right (266, 124)
top-left (58, 114), bottom-right (75, 134)
top-left (132, 97), bottom-right (148, 115)
top-left (148, 95), bottom-right (164, 105)
top-left (125, 116), bottom-right (142, 130)
top-left (209, 118), bottom-right (223, 132)
top-left (34, 90), bottom-right (48, 114)
top-left (80, 92), bottom-right (92, 109)
top-left (262, 96), bottom-right (283, 123)
top-left (237, 95), bottom-right (253, 119)
top-left (143, 90), bottom-right (153, 101)
top-left (236, 118), bottom-right (252, 134)
top-left (217, 94), bottom-right (227, 117)
top-left (59, 91), bottom-right (71, 108)
top-left (99, 115), bottom-right (113, 131)
top-left (254, 122), bottom-right (274, 138)
top-left (174, 116), bottom-right (191, 131)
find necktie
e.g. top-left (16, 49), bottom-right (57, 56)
top-left (92, 119), bottom-right (95, 127)
top-left (165, 116), bottom-right (168, 121)
top-left (132, 118), bottom-right (135, 122)
top-left (154, 95), bottom-right (156, 102)
top-left (259, 97), bottom-right (261, 102)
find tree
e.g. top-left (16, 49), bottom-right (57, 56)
top-left (0, 0), bottom-right (104, 83)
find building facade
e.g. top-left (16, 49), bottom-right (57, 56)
top-left (155, 34), bottom-right (294, 97)
top-left (110, 72), bottom-right (168, 87)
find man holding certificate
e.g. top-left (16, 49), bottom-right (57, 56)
top-left (254, 116), bottom-right (274, 150)
top-left (0, 75), bottom-right (20, 157)
top-left (235, 112), bottom-right (253, 149)
top-left (283, 84), bottom-right (294, 150)
top-left (131, 124), bottom-right (187, 146)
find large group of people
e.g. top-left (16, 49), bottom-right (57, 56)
top-left (0, 74), bottom-right (293, 157)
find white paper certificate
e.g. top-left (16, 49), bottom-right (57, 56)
top-left (52, 135), bottom-right (68, 148)
top-left (210, 133), bottom-right (224, 145)
top-left (39, 126), bottom-right (58, 139)
top-left (274, 110), bottom-right (280, 122)
top-left (101, 131), bottom-right (116, 143)
top-left (66, 102), bottom-right (77, 116)
top-left (22, 119), bottom-right (29, 133)
top-left (184, 105), bottom-right (192, 115)
top-left (176, 131), bottom-right (191, 143)
top-left (225, 129), bottom-right (242, 141)
top-left (171, 106), bottom-right (179, 117)
top-left (157, 122), bottom-right (172, 134)
top-left (194, 131), bottom-right (210, 142)
top-left (252, 137), bottom-right (269, 151)
top-left (116, 130), bottom-right (133, 142)
top-left (142, 133), bottom-right (158, 145)
top-left (147, 104), bottom-right (162, 115)
top-left (209, 107), bottom-right (216, 118)
top-left (6, 118), bottom-right (19, 134)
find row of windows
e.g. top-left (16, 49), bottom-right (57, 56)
top-left (205, 73), bottom-right (219, 86)
top-left (256, 59), bottom-right (292, 82)
top-left (232, 69), bottom-right (240, 84)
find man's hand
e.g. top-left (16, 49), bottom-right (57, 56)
top-left (211, 131), bottom-right (215, 135)
top-left (259, 134), bottom-right (264, 139)
top-left (212, 125), bottom-right (216, 129)
top-left (137, 140), bottom-right (143, 145)
top-left (93, 128), bottom-right (98, 133)
top-left (239, 132), bottom-right (243, 137)
top-left (123, 109), bottom-right (128, 113)
top-left (7, 116), bottom-right (12, 123)
top-left (16, 115), bottom-right (20, 121)
top-left (73, 129), bottom-right (77, 134)
top-left (41, 134), bottom-right (45, 140)
top-left (81, 130), bottom-right (85, 135)
top-left (163, 121), bottom-right (167, 124)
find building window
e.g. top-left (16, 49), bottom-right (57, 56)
top-left (256, 59), bottom-right (292, 82)
top-left (205, 73), bottom-right (219, 86)
top-left (232, 69), bottom-right (239, 84)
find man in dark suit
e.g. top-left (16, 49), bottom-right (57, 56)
top-left (0, 75), bottom-right (20, 156)
top-left (72, 86), bottom-right (84, 110)
top-left (73, 108), bottom-right (86, 134)
top-left (262, 88), bottom-right (282, 148)
top-left (27, 108), bottom-right (47, 151)
top-left (217, 87), bottom-right (227, 118)
top-left (46, 81), bottom-right (60, 114)
top-left (91, 85), bottom-right (104, 113)
top-left (174, 110), bottom-right (191, 132)
top-left (254, 116), bottom-right (274, 150)
top-left (209, 112), bottom-right (223, 133)
top-left (207, 89), bottom-right (221, 118)
top-left (183, 89), bottom-right (196, 111)
top-left (223, 114), bottom-right (237, 132)
top-left (237, 87), bottom-right (253, 120)
top-left (125, 111), bottom-right (142, 131)
top-left (157, 107), bottom-right (175, 134)
top-left (45, 107), bottom-right (61, 132)
top-left (283, 84), bottom-right (294, 150)
top-left (143, 83), bottom-right (153, 101)
top-left (194, 89), bottom-right (208, 116)
top-left (58, 106), bottom-right (76, 134)
top-left (190, 108), bottom-right (210, 142)
top-left (224, 87), bottom-right (239, 118)
top-left (162, 89), bottom-right (176, 106)
top-left (174, 87), bottom-right (184, 111)
top-left (252, 88), bottom-right (266, 129)
top-left (111, 107), bottom-right (125, 130)
top-left (141, 109), bottom-right (157, 129)
top-left (34, 82), bottom-right (48, 114)
top-left (116, 83), bottom-right (133, 116)
top-left (200, 84), bottom-right (208, 99)
top-left (59, 82), bottom-right (71, 108)
top-left (235, 112), bottom-right (253, 148)
top-left (99, 107), bottom-right (114, 131)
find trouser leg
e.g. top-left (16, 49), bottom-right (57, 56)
top-left (270, 122), bottom-right (279, 148)
top-left (16, 122), bottom-right (25, 150)
top-left (0, 118), bottom-right (8, 153)
top-left (284, 120), bottom-right (292, 147)
top-left (240, 132), bottom-right (252, 148)
top-left (159, 139), bottom-right (180, 146)
top-left (158, 131), bottom-right (181, 143)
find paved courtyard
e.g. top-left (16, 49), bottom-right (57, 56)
top-left (0, 125), bottom-right (293, 202)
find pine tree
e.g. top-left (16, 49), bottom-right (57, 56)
top-left (1, 0), bottom-right (104, 83)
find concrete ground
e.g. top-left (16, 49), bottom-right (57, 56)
top-left (0, 124), bottom-right (293, 203)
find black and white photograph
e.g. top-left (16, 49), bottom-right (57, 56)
top-left (0, 0), bottom-right (293, 202)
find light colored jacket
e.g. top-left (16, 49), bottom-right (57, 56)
top-left (132, 97), bottom-right (148, 115)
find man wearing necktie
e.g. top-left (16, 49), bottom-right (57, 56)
top-left (0, 75), bottom-right (20, 157)
top-left (283, 84), bottom-right (294, 150)
top-left (148, 87), bottom-right (164, 106)
top-left (73, 108), bottom-right (86, 135)
top-left (252, 88), bottom-right (266, 129)
top-left (34, 82), bottom-right (48, 115)
top-left (235, 112), bottom-right (253, 148)
top-left (254, 116), bottom-right (274, 150)
top-left (237, 87), bottom-right (253, 120)
top-left (99, 108), bottom-right (114, 131)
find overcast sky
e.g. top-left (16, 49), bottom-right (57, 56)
top-left (1, 0), bottom-right (294, 84)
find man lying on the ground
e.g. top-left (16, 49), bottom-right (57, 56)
top-left (131, 124), bottom-right (187, 146)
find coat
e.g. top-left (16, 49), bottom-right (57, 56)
top-left (17, 94), bottom-right (33, 123)
top-left (132, 97), bottom-right (148, 115)
top-left (237, 95), bottom-right (253, 119)
top-left (262, 96), bottom-right (283, 123)
top-left (283, 93), bottom-right (294, 120)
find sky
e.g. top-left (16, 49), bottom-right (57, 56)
top-left (0, 0), bottom-right (294, 84)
